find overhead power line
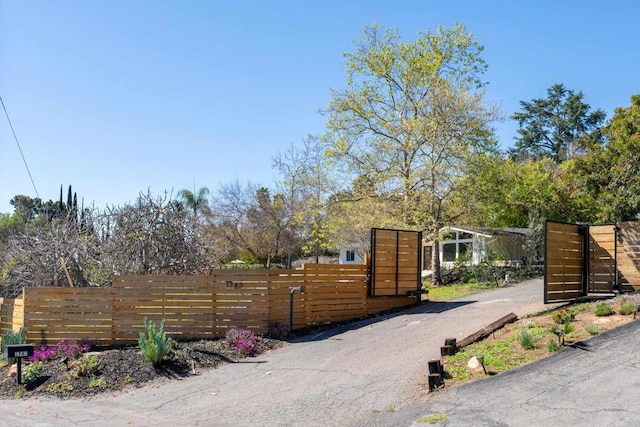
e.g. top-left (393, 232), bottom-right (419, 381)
top-left (1, 95), bottom-right (40, 199)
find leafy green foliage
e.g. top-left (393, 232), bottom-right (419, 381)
top-left (89, 376), bottom-right (106, 388)
top-left (22, 362), bottom-right (43, 383)
top-left (138, 318), bottom-right (172, 365)
top-left (619, 304), bottom-right (635, 316)
top-left (324, 23), bottom-right (499, 286)
top-left (69, 355), bottom-right (100, 379)
top-left (547, 338), bottom-right (559, 352)
top-left (595, 302), bottom-right (614, 316)
top-left (586, 324), bottom-right (605, 335)
top-left (510, 84), bottom-right (606, 162)
top-left (517, 327), bottom-right (537, 350)
top-left (1, 327), bottom-right (27, 363)
top-left (576, 94), bottom-right (640, 221)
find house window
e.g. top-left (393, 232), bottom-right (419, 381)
top-left (346, 250), bottom-right (356, 262)
top-left (443, 243), bottom-right (457, 262)
top-left (440, 229), bottom-right (474, 264)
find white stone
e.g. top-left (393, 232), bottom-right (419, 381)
top-left (467, 357), bottom-right (481, 370)
top-left (7, 364), bottom-right (17, 377)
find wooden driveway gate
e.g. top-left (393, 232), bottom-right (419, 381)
top-left (545, 220), bottom-right (640, 303)
top-left (369, 228), bottom-right (422, 297)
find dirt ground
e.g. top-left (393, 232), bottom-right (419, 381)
top-left (0, 337), bottom-right (284, 399)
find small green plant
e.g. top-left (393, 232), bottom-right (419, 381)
top-left (562, 322), bottom-right (575, 335)
top-left (14, 390), bottom-right (23, 398)
top-left (22, 361), bottom-right (43, 383)
top-left (47, 381), bottom-right (74, 394)
top-left (619, 304), bottom-right (635, 315)
top-left (518, 327), bottom-right (536, 350)
top-left (416, 414), bottom-right (448, 424)
top-left (2, 327), bottom-right (27, 363)
top-left (89, 376), bottom-right (106, 388)
top-left (138, 317), bottom-right (172, 365)
top-left (547, 338), bottom-right (559, 352)
top-left (586, 323), bottom-right (605, 335)
top-left (552, 308), bottom-right (574, 325)
top-left (595, 302), bottom-right (614, 316)
top-left (69, 355), bottom-right (100, 379)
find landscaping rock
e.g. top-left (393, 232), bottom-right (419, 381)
top-left (467, 357), bottom-right (481, 370)
top-left (7, 364), bottom-right (17, 378)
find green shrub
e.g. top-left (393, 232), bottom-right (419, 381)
top-left (2, 327), bottom-right (27, 363)
top-left (89, 376), bottom-right (106, 388)
top-left (518, 328), bottom-right (536, 350)
top-left (69, 355), bottom-right (100, 379)
top-left (619, 304), bottom-right (635, 316)
top-left (562, 322), bottom-right (575, 335)
top-left (547, 339), bottom-right (559, 352)
top-left (595, 302), bottom-right (614, 316)
top-left (138, 317), bottom-right (172, 365)
top-left (22, 362), bottom-right (43, 383)
top-left (586, 323), bottom-right (605, 335)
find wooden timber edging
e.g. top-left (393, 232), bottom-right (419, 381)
top-left (1, 264), bottom-right (420, 346)
top-left (456, 312), bottom-right (518, 348)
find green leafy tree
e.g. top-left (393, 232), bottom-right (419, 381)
top-left (177, 186), bottom-right (211, 223)
top-left (323, 23), bottom-right (499, 285)
top-left (510, 84), bottom-right (606, 162)
top-left (576, 94), bottom-right (640, 220)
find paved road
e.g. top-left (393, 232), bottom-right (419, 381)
top-left (1, 279), bottom-right (556, 426)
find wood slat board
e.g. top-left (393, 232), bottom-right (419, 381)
top-left (370, 229), bottom-right (421, 297)
top-left (0, 297), bottom-right (24, 333)
top-left (211, 270), bottom-right (270, 334)
top-left (618, 221), bottom-right (640, 291)
top-left (302, 264), bottom-right (368, 326)
top-left (24, 287), bottom-right (113, 345)
top-left (588, 225), bottom-right (616, 293)
top-left (113, 275), bottom-right (215, 343)
top-left (545, 221), bottom-right (584, 303)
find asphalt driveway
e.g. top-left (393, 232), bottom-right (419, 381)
top-left (369, 317), bottom-right (640, 426)
top-left (1, 279), bottom-right (558, 426)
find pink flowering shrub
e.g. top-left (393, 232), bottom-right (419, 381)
top-left (29, 339), bottom-right (91, 363)
top-left (225, 328), bottom-right (259, 357)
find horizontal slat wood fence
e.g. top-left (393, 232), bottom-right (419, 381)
top-left (0, 264), bottom-right (418, 346)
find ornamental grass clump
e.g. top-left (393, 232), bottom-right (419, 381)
top-left (138, 317), bottom-right (172, 366)
top-left (517, 327), bottom-right (537, 350)
top-left (595, 302), bottom-right (614, 316)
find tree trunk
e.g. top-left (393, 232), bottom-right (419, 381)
top-left (432, 236), bottom-right (443, 287)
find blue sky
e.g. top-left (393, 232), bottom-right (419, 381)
top-left (1, 1), bottom-right (638, 214)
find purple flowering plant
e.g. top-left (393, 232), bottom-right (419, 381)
top-left (226, 328), bottom-right (259, 357)
top-left (29, 339), bottom-right (91, 363)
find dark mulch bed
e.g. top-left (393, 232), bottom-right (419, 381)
top-left (0, 338), bottom-right (284, 399)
